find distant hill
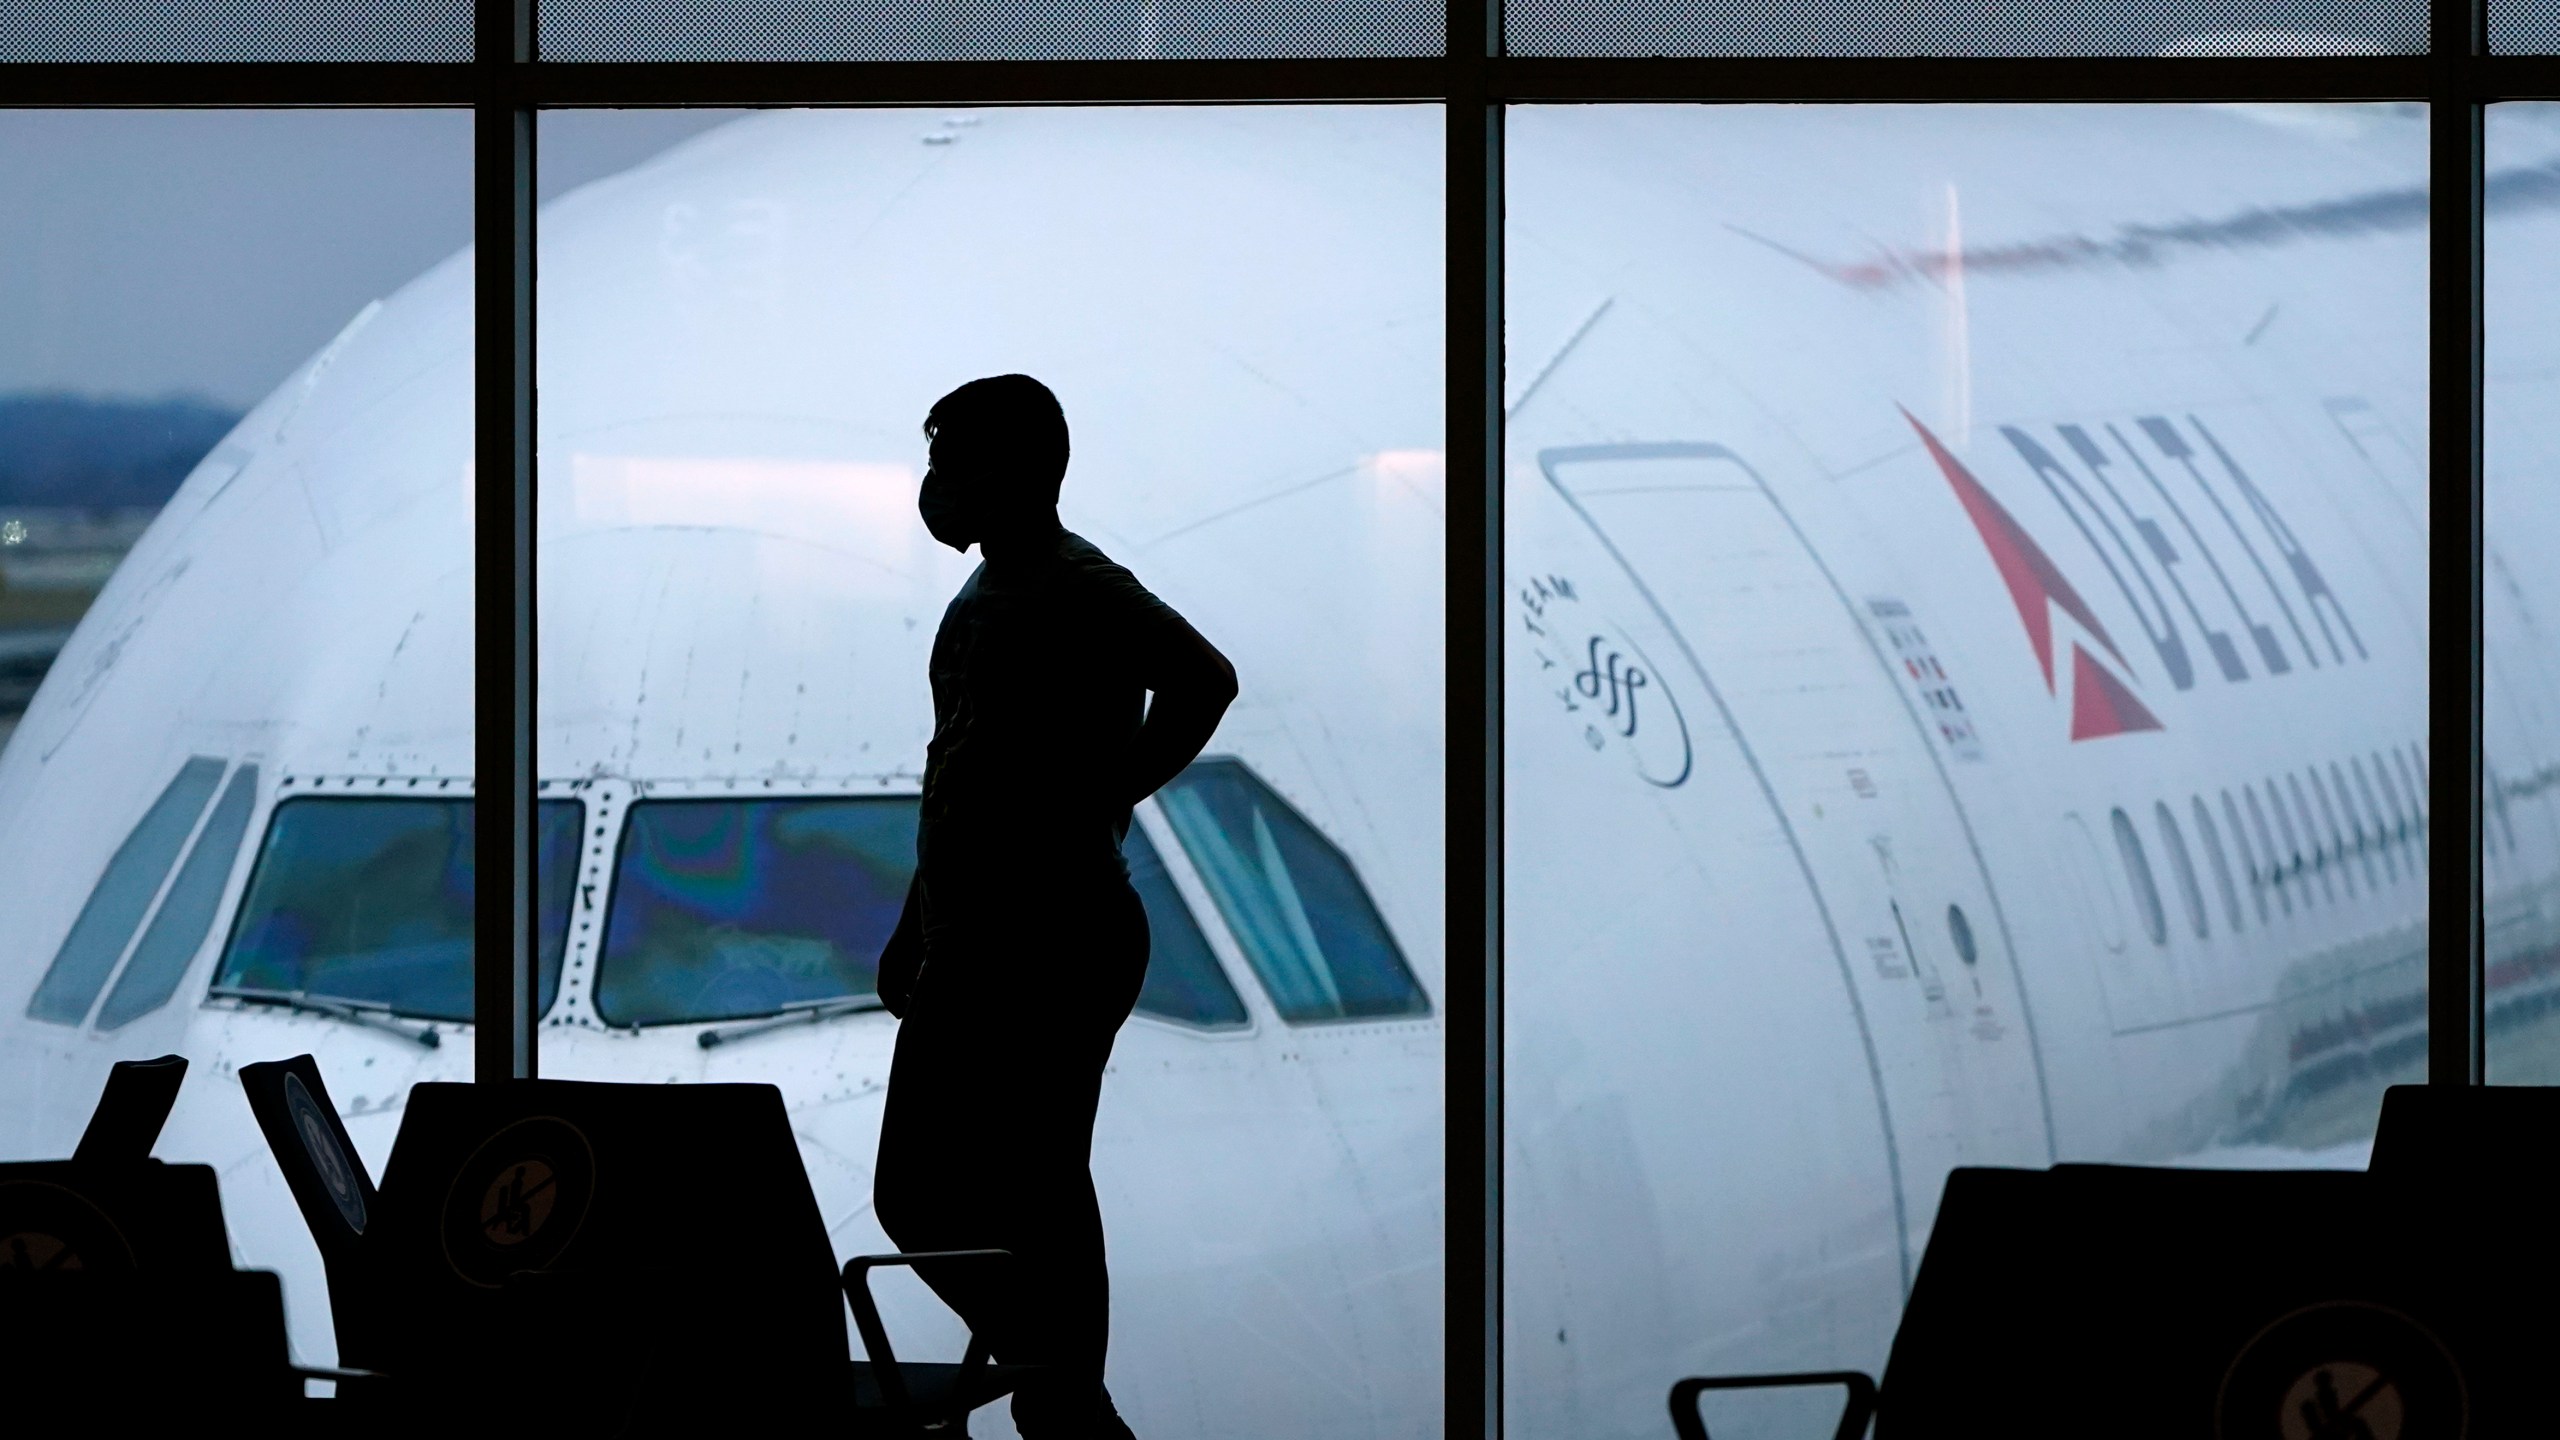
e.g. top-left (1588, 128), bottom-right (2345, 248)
top-left (0, 394), bottom-right (242, 510)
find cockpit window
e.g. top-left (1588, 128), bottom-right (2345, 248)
top-left (98, 764), bottom-right (261, 1030)
top-left (1156, 759), bottom-right (1428, 1023)
top-left (214, 797), bottom-right (580, 1022)
top-left (594, 798), bottom-right (908, 1028)
top-left (26, 756), bottom-right (225, 1026)
top-left (1124, 822), bottom-right (1248, 1029)
top-left (593, 796), bottom-right (1252, 1031)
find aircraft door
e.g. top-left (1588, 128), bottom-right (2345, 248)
top-left (1540, 443), bottom-right (2056, 1253)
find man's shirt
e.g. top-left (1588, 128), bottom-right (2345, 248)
top-left (918, 526), bottom-right (1191, 921)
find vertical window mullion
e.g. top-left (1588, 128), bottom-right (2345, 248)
top-left (1450, 6), bottom-right (1502, 1438)
top-left (473, 0), bottom-right (539, 1080)
top-left (2428, 0), bottom-right (2486, 1085)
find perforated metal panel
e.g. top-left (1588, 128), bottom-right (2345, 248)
top-left (539, 0), bottom-right (1440, 59)
top-left (1505, 0), bottom-right (2423, 56)
top-left (2493, 0), bottom-right (2560, 50)
top-left (0, 0), bottom-right (470, 60)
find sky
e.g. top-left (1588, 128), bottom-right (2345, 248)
top-left (0, 108), bottom-right (745, 411)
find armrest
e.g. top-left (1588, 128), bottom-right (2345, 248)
top-left (291, 1364), bottom-right (384, 1383)
top-left (1668, 1371), bottom-right (1877, 1440)
top-left (840, 1249), bottom-right (1014, 1413)
top-left (291, 1363), bottom-right (386, 1400)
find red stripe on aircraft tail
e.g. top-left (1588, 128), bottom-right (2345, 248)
top-left (1902, 408), bottom-right (2134, 688)
top-left (2068, 642), bottom-right (2164, 740)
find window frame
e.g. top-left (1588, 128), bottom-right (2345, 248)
top-left (5, 0), bottom-right (2510, 1431)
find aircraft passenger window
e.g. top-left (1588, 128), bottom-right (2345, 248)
top-left (2395, 745), bottom-right (2428, 837)
top-left (2220, 791), bottom-right (2272, 924)
top-left (2191, 797), bottom-right (2245, 935)
top-left (2394, 746), bottom-right (2429, 866)
top-left (2344, 758), bottom-right (2406, 871)
top-left (1156, 759), bottom-right (1429, 1022)
top-left (2339, 766), bottom-right (2383, 882)
top-left (2307, 768), bottom-right (2361, 897)
top-left (1945, 904), bottom-right (1977, 966)
top-left (2304, 768), bottom-right (2344, 891)
top-left (2336, 761), bottom-right (2392, 885)
top-left (2110, 807), bottom-right (2168, 947)
top-left (2243, 784), bottom-right (2296, 915)
top-left (2152, 801), bottom-right (2208, 941)
top-left (215, 797), bottom-right (581, 1022)
top-left (96, 766), bottom-right (262, 1030)
top-left (24, 756), bottom-right (226, 1026)
top-left (2258, 780), bottom-right (2311, 905)
top-left (2370, 752), bottom-right (2414, 850)
top-left (1125, 822), bottom-right (1250, 1028)
top-left (595, 798), bottom-right (912, 1027)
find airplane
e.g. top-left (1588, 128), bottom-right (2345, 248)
top-left (0, 100), bottom-right (2552, 1440)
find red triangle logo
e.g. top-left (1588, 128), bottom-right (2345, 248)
top-left (1906, 406), bottom-right (2164, 743)
top-left (2069, 643), bottom-right (2163, 740)
top-left (1903, 407), bottom-right (2134, 690)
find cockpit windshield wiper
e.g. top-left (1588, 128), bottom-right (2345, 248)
top-left (208, 985), bottom-right (443, 1049)
top-left (696, 994), bottom-right (887, 1050)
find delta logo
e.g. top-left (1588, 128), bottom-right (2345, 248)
top-left (1901, 408), bottom-right (2162, 742)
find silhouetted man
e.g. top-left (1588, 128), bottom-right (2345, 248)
top-left (873, 374), bottom-right (1237, 1440)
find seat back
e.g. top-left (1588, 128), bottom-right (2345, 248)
top-left (238, 1054), bottom-right (378, 1262)
top-left (370, 1078), bottom-right (848, 1401)
top-left (0, 1052), bottom-right (231, 1274)
top-left (0, 1269), bottom-right (299, 1412)
top-left (2370, 1081), bottom-right (2559, 1182)
top-left (238, 1053), bottom-right (384, 1360)
top-left (0, 1159), bottom-right (231, 1275)
top-left (0, 1060), bottom-right (290, 1409)
top-left (73, 1053), bottom-right (188, 1164)
top-left (1879, 1164), bottom-right (2529, 1437)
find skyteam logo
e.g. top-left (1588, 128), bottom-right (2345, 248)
top-left (1902, 408), bottom-right (2163, 741)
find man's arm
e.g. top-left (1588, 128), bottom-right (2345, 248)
top-left (1125, 610), bottom-right (1239, 807)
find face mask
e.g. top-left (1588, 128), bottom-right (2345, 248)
top-left (917, 466), bottom-right (978, 551)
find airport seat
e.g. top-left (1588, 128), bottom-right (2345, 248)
top-left (73, 1050), bottom-right (188, 1163)
top-left (379, 1078), bottom-right (853, 1396)
top-left (0, 1269), bottom-right (304, 1415)
top-left (1668, 1372), bottom-right (1873, 1440)
top-left (843, 1249), bottom-right (1040, 1436)
top-left (2369, 1079), bottom-right (2559, 1183)
top-left (244, 1064), bottom-right (998, 1430)
top-left (1669, 1160), bottom-right (2545, 1438)
top-left (0, 1055), bottom-right (306, 1417)
top-left (1, 1055), bottom-right (231, 1274)
top-left (237, 1054), bottom-right (391, 1376)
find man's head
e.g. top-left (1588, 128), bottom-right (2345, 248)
top-left (917, 374), bottom-right (1070, 551)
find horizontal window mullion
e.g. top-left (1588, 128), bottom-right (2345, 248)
top-left (527, 56), bottom-right (1449, 104)
top-left (4, 53), bottom-right (2519, 108)
top-left (530, 54), bottom-right (2448, 105)
top-left (2482, 53), bottom-right (2560, 97)
top-left (0, 62), bottom-right (480, 105)
top-left (1498, 53), bottom-right (2437, 102)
